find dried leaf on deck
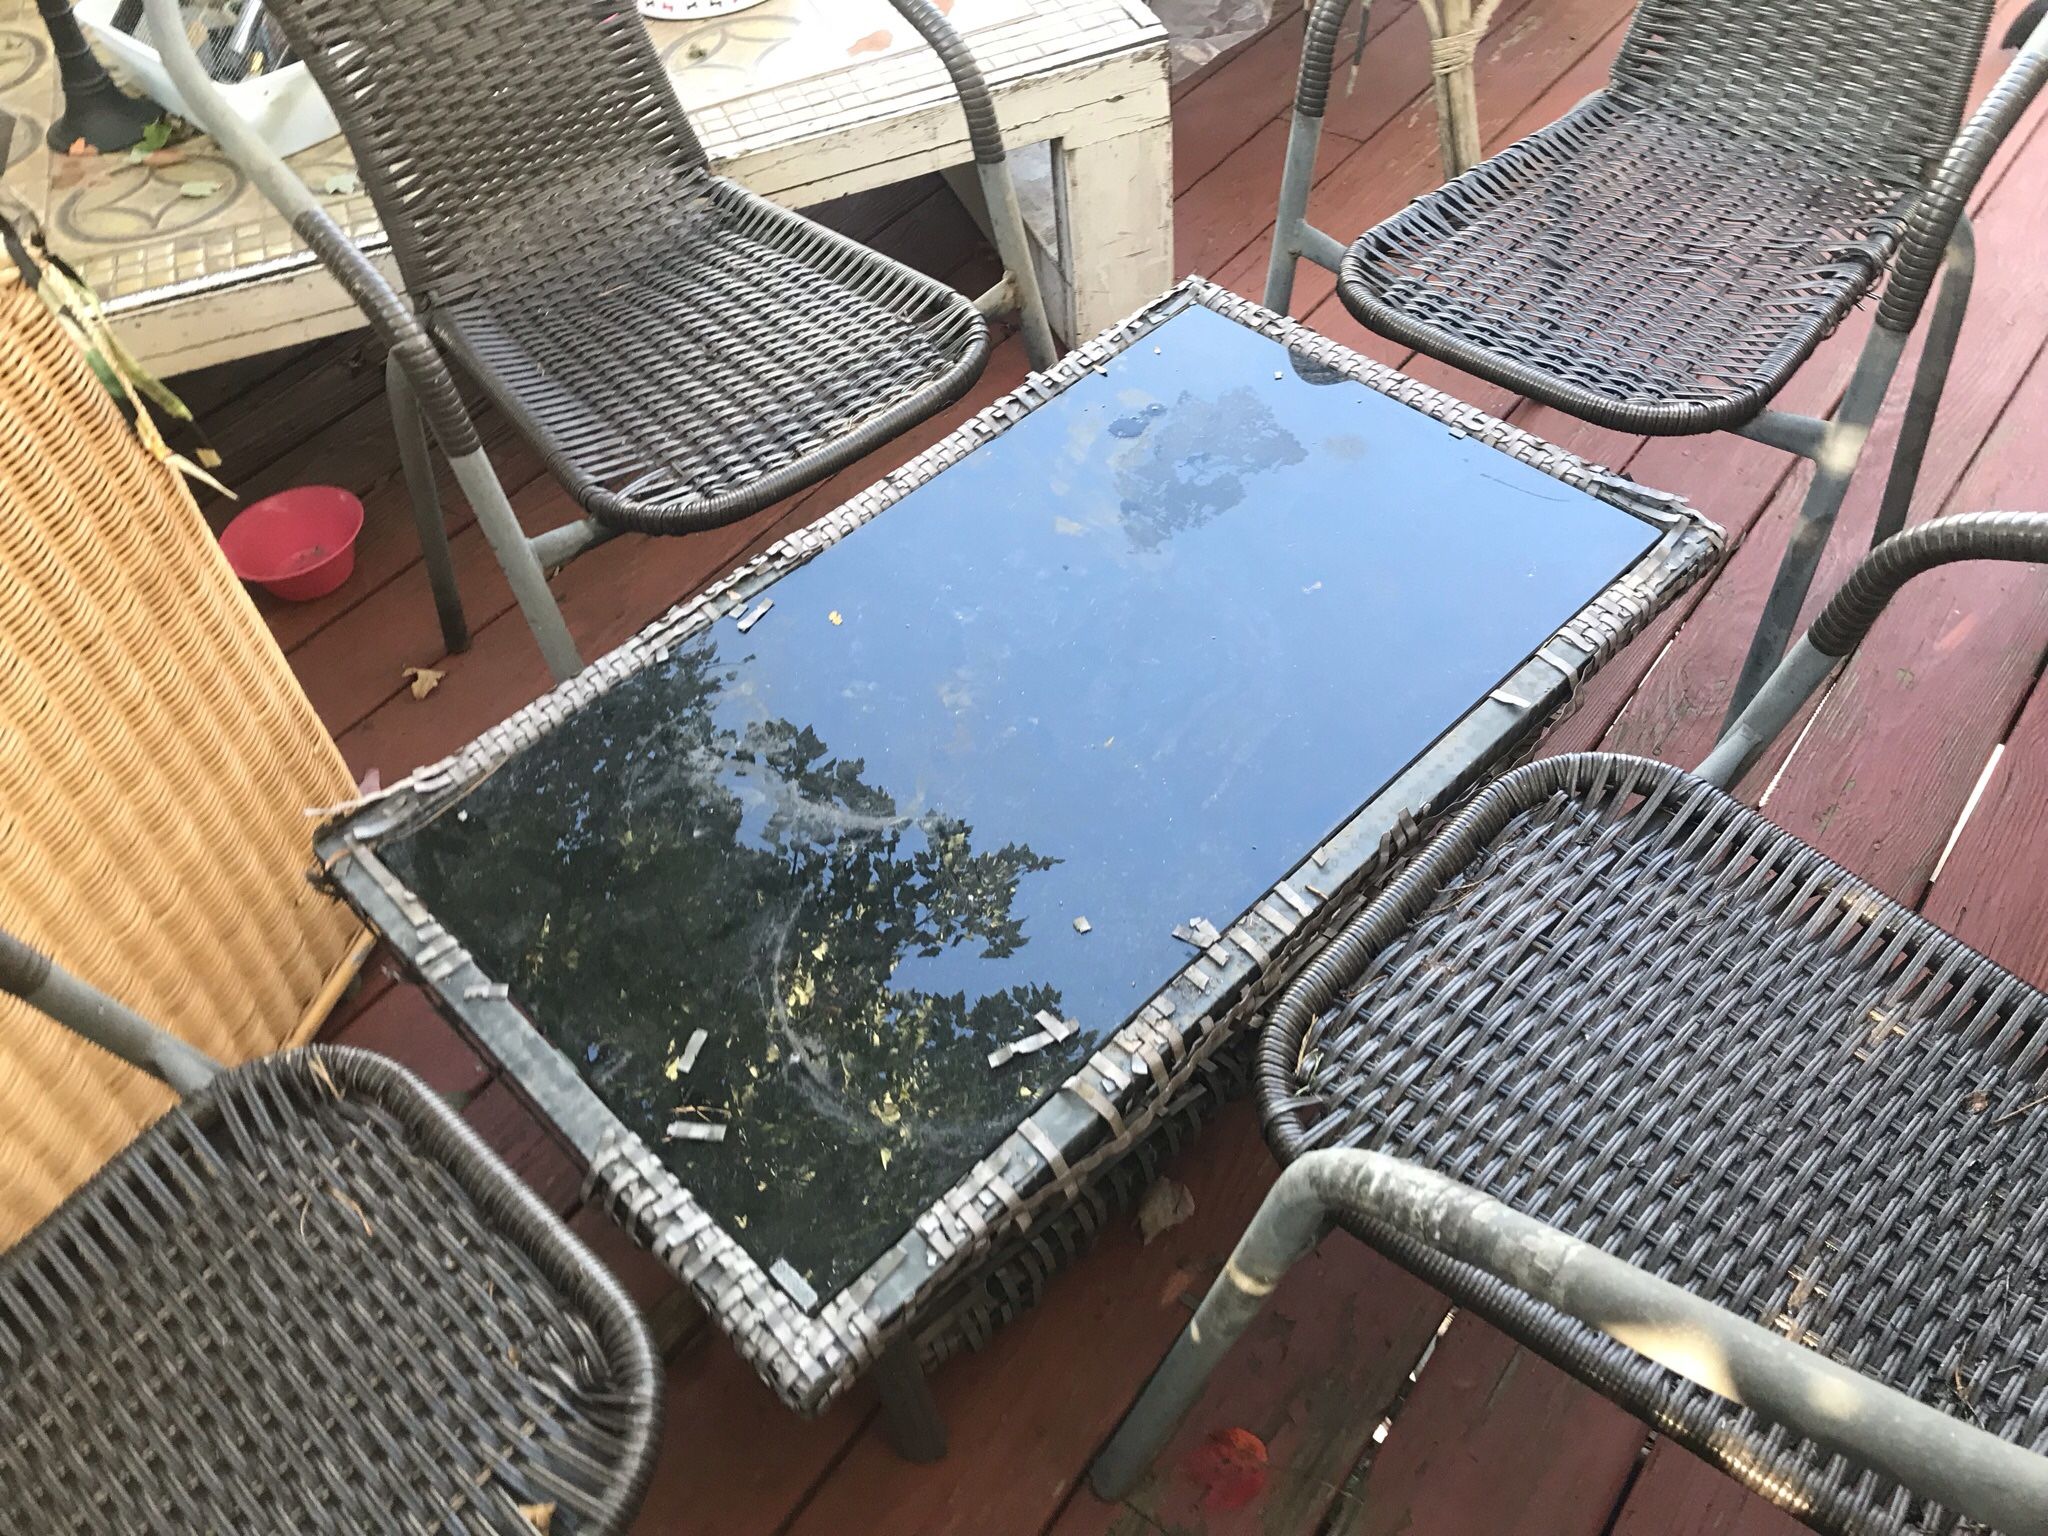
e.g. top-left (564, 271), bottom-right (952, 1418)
top-left (518, 1502), bottom-right (556, 1533)
top-left (1183, 1427), bottom-right (1268, 1511)
top-left (405, 665), bottom-right (445, 700)
top-left (1137, 1177), bottom-right (1195, 1245)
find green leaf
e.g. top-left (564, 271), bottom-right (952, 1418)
top-left (138, 117), bottom-right (176, 152)
top-left (320, 171), bottom-right (360, 197)
top-left (178, 180), bottom-right (221, 199)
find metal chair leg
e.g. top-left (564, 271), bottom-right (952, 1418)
top-left (1721, 323), bottom-right (1910, 727)
top-left (442, 451), bottom-right (584, 684)
top-left (1265, 109), bottom-right (1328, 314)
top-left (1091, 1150), bottom-right (2048, 1531)
top-left (875, 1337), bottom-right (947, 1462)
top-left (974, 158), bottom-right (1059, 367)
top-left (1265, 0), bottom-right (1364, 314)
top-left (386, 352), bottom-right (469, 656)
top-left (1871, 216), bottom-right (1975, 547)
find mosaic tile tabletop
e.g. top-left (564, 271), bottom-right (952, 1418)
top-left (0, 0), bottom-right (1152, 313)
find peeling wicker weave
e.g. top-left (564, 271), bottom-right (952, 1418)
top-left (1339, 0), bottom-right (1996, 433)
top-left (0, 1047), bottom-right (661, 1533)
top-left (1265, 753), bottom-right (2048, 1535)
top-left (0, 261), bottom-right (363, 1245)
top-left (262, 0), bottom-right (990, 532)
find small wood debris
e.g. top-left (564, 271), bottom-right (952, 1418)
top-left (1034, 1009), bottom-right (1078, 1041)
top-left (1137, 1177), bottom-right (1195, 1245)
top-left (1994, 1090), bottom-right (2048, 1125)
top-left (518, 1504), bottom-right (556, 1534)
top-left (404, 664), bottom-right (445, 700)
top-left (1072, 915), bottom-right (1092, 934)
top-left (327, 1185), bottom-right (374, 1238)
top-left (664, 1120), bottom-right (727, 1144)
top-left (989, 1010), bottom-right (1079, 1067)
top-left (735, 598), bottom-right (774, 633)
top-left (770, 1258), bottom-right (819, 1310)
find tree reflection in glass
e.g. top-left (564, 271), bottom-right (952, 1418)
top-left (385, 645), bottom-right (1069, 1298)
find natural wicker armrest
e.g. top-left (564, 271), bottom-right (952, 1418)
top-left (138, 0), bottom-right (484, 456)
top-left (1876, 19), bottom-right (2048, 333)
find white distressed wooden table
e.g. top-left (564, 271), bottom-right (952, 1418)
top-left (0, 0), bottom-right (1171, 374)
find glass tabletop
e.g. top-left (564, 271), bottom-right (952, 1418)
top-left (377, 303), bottom-right (1660, 1302)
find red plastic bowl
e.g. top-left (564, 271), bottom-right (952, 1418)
top-left (218, 486), bottom-right (366, 602)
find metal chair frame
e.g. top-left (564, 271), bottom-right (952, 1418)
top-left (1092, 512), bottom-right (2048, 1535)
top-left (1265, 0), bottom-right (2048, 727)
top-left (140, 0), bottom-right (1058, 683)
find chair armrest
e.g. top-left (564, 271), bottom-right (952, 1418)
top-left (884, 0), bottom-right (1014, 165)
top-left (1702, 511), bottom-right (2048, 785)
top-left (1876, 19), bottom-right (2048, 333)
top-left (1294, 0), bottom-right (1371, 118)
top-left (1274, 1149), bottom-right (2048, 1535)
top-left (137, 0), bottom-right (482, 458)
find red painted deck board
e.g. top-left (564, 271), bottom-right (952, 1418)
top-left (233, 6), bottom-right (2048, 1531)
top-left (1321, 1315), bottom-right (1647, 1536)
top-left (1607, 1440), bottom-right (1809, 1536)
top-left (1047, 1243), bottom-right (1448, 1536)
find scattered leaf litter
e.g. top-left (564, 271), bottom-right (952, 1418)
top-left (1137, 1178), bottom-right (1195, 1244)
top-left (404, 664), bottom-right (445, 700)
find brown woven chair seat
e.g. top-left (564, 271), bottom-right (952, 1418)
top-left (1338, 96), bottom-right (1913, 435)
top-left (1265, 753), bottom-right (2048, 1534)
top-left (430, 175), bottom-right (988, 534)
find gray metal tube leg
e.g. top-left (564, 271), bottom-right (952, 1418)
top-left (1090, 1186), bottom-right (1327, 1499)
top-left (385, 353), bottom-right (469, 656)
top-left (1264, 109), bottom-right (1328, 314)
top-left (977, 159), bottom-right (1059, 367)
top-left (1870, 217), bottom-right (1975, 546)
top-left (875, 1337), bottom-right (947, 1462)
top-left (1722, 324), bottom-right (1908, 728)
top-left (443, 452), bottom-right (583, 683)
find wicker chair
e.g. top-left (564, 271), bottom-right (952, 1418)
top-left (137, 0), bottom-right (1058, 682)
top-left (1265, 0), bottom-right (2048, 724)
top-left (1091, 512), bottom-right (2048, 1535)
top-left (0, 927), bottom-right (662, 1533)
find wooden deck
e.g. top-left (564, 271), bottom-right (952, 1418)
top-left (173, 2), bottom-right (2048, 1529)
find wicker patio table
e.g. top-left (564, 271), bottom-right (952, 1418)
top-left (317, 279), bottom-right (1721, 1454)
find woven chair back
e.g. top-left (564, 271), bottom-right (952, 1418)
top-left (0, 261), bottom-right (364, 1246)
top-left (258, 0), bottom-right (711, 303)
top-left (1610, 0), bottom-right (1996, 186)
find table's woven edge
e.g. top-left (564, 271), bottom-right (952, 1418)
top-left (314, 275), bottom-right (1725, 1415)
